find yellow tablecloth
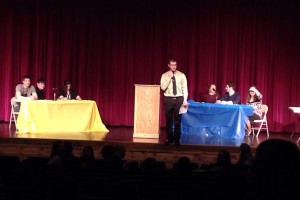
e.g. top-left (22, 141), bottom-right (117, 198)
top-left (16, 100), bottom-right (109, 133)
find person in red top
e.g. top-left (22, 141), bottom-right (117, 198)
top-left (202, 84), bottom-right (220, 103)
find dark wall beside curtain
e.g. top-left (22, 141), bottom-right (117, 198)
top-left (1, 0), bottom-right (300, 133)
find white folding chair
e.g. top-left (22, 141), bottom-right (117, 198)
top-left (288, 107), bottom-right (300, 143)
top-left (251, 104), bottom-right (269, 138)
top-left (9, 97), bottom-right (19, 130)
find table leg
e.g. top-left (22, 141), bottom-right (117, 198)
top-left (291, 115), bottom-right (300, 141)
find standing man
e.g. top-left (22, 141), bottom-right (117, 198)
top-left (35, 78), bottom-right (46, 100)
top-left (216, 81), bottom-right (241, 104)
top-left (160, 58), bottom-right (188, 146)
top-left (14, 75), bottom-right (38, 112)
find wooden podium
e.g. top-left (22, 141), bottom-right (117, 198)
top-left (133, 84), bottom-right (160, 138)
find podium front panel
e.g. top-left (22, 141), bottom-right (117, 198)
top-left (133, 84), bottom-right (160, 138)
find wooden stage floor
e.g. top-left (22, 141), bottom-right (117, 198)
top-left (0, 122), bottom-right (299, 168)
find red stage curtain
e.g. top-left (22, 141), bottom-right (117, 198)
top-left (1, 0), bottom-right (300, 133)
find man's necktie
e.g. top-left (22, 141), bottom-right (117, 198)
top-left (172, 73), bottom-right (177, 96)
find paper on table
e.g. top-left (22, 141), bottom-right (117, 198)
top-left (289, 107), bottom-right (300, 113)
top-left (179, 104), bottom-right (189, 114)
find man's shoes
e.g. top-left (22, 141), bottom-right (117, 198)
top-left (164, 139), bottom-right (174, 146)
top-left (164, 140), bottom-right (181, 147)
top-left (175, 142), bottom-right (181, 147)
top-left (164, 140), bottom-right (173, 146)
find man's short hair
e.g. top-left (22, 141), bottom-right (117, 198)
top-left (227, 81), bottom-right (235, 89)
top-left (37, 78), bottom-right (45, 84)
top-left (22, 75), bottom-right (31, 81)
top-left (168, 58), bottom-right (177, 64)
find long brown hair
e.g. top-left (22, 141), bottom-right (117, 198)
top-left (246, 86), bottom-right (259, 103)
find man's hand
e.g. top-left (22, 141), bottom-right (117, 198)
top-left (30, 96), bottom-right (35, 100)
top-left (182, 100), bottom-right (189, 107)
top-left (167, 71), bottom-right (174, 79)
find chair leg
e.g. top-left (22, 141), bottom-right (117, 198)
top-left (255, 123), bottom-right (264, 138)
top-left (251, 124), bottom-right (255, 137)
top-left (10, 110), bottom-right (18, 130)
top-left (265, 121), bottom-right (269, 138)
top-left (256, 122), bottom-right (269, 138)
top-left (9, 110), bottom-right (13, 129)
top-left (13, 114), bottom-right (18, 131)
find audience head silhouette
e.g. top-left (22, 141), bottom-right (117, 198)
top-left (236, 143), bottom-right (254, 168)
top-left (246, 139), bottom-right (300, 200)
top-left (101, 144), bottom-right (117, 160)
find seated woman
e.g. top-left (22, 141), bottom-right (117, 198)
top-left (59, 79), bottom-right (82, 100)
top-left (246, 86), bottom-right (262, 136)
top-left (202, 84), bottom-right (220, 103)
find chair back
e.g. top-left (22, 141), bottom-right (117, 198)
top-left (9, 97), bottom-right (19, 129)
top-left (10, 97), bottom-right (15, 106)
top-left (261, 104), bottom-right (268, 119)
top-left (11, 97), bottom-right (19, 113)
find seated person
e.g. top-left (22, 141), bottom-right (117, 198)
top-left (202, 84), bottom-right (220, 103)
top-left (35, 78), bottom-right (46, 100)
top-left (14, 75), bottom-right (38, 112)
top-left (245, 86), bottom-right (263, 136)
top-left (59, 79), bottom-right (82, 100)
top-left (216, 81), bottom-right (241, 104)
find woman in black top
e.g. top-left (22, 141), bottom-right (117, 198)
top-left (59, 79), bottom-right (82, 100)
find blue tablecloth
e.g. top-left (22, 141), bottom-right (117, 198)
top-left (181, 100), bottom-right (253, 140)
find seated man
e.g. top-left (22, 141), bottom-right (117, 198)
top-left (216, 81), bottom-right (241, 104)
top-left (35, 78), bottom-right (46, 100)
top-left (14, 75), bottom-right (38, 112)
